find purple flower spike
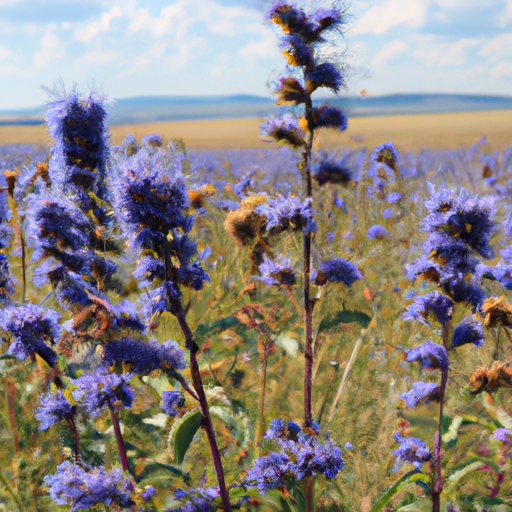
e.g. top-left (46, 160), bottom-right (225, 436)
top-left (367, 224), bottom-right (387, 240)
top-left (44, 461), bottom-right (132, 511)
top-left (452, 316), bottom-right (484, 348)
top-left (392, 432), bottom-right (431, 470)
top-left (259, 256), bottom-right (297, 286)
top-left (316, 258), bottom-right (362, 287)
top-left (161, 391), bottom-right (184, 417)
top-left (406, 341), bottom-right (449, 371)
top-left (402, 291), bottom-right (454, 327)
top-left (36, 390), bottom-right (73, 431)
top-left (400, 382), bottom-right (439, 408)
top-left (260, 114), bottom-right (305, 148)
top-left (494, 428), bottom-right (512, 443)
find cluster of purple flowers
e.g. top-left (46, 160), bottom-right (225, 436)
top-left (0, 303), bottom-right (61, 367)
top-left (36, 390), bottom-right (73, 431)
top-left (113, 145), bottom-right (210, 315)
top-left (0, 253), bottom-right (14, 302)
top-left (44, 461), bottom-right (133, 511)
top-left (245, 419), bottom-right (343, 493)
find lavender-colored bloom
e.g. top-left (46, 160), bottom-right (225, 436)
top-left (44, 461), bottom-right (132, 511)
top-left (265, 418), bottom-right (286, 440)
top-left (169, 487), bottom-right (219, 512)
top-left (246, 451), bottom-right (292, 493)
top-left (386, 192), bottom-right (402, 204)
top-left (452, 316), bottom-right (484, 348)
top-left (280, 35), bottom-right (314, 67)
top-left (400, 382), bottom-right (439, 408)
top-left (423, 185), bottom-right (495, 259)
top-left (344, 442), bottom-right (353, 450)
top-left (406, 341), bottom-right (449, 371)
top-left (314, 160), bottom-right (352, 186)
top-left (142, 281), bottom-right (181, 319)
top-left (327, 232), bottom-right (335, 243)
top-left (370, 142), bottom-right (399, 169)
top-left (316, 258), bottom-right (362, 287)
top-left (493, 428), bottom-right (512, 443)
top-left (312, 105), bottom-right (347, 131)
top-left (0, 304), bottom-right (61, 367)
top-left (367, 224), bottom-right (387, 239)
top-left (382, 207), bottom-right (394, 219)
top-left (333, 194), bottom-right (347, 211)
top-left (257, 195), bottom-right (316, 234)
top-left (305, 63), bottom-right (344, 92)
top-left (233, 170), bottom-right (254, 198)
top-left (141, 486), bottom-right (156, 500)
top-left (110, 300), bottom-right (146, 333)
top-left (36, 390), bottom-right (73, 431)
top-left (113, 149), bottom-right (189, 252)
top-left (102, 338), bottom-right (186, 375)
top-left (402, 291), bottom-right (454, 327)
top-left (501, 245), bottom-right (512, 264)
top-left (45, 86), bottom-right (109, 198)
top-left (449, 278), bottom-right (486, 311)
top-left (260, 114), bottom-right (305, 148)
top-left (274, 76), bottom-right (308, 105)
top-left (161, 391), bottom-right (184, 416)
top-left (141, 133), bottom-right (164, 148)
top-left (0, 254), bottom-right (14, 302)
top-left (259, 256), bottom-right (297, 286)
top-left (392, 433), bottom-right (431, 470)
top-left (72, 368), bottom-right (134, 417)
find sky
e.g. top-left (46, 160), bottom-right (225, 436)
top-left (1, 0), bottom-right (512, 110)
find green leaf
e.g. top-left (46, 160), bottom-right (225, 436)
top-left (0, 353), bottom-right (16, 360)
top-left (442, 415), bottom-right (479, 447)
top-left (195, 317), bottom-right (245, 340)
top-left (370, 471), bottom-right (430, 512)
top-left (136, 461), bottom-right (190, 482)
top-left (482, 397), bottom-right (512, 429)
top-left (318, 309), bottom-right (371, 332)
top-left (397, 499), bottom-right (433, 512)
top-left (444, 461), bottom-right (485, 497)
top-left (167, 408), bottom-right (203, 465)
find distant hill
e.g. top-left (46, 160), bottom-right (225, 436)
top-left (1, 93), bottom-right (512, 126)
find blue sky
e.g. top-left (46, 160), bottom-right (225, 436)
top-left (1, 0), bottom-right (512, 109)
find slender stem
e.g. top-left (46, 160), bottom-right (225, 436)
top-left (65, 414), bottom-right (81, 465)
top-left (175, 308), bottom-right (232, 512)
top-left (284, 285), bottom-right (302, 317)
top-left (20, 227), bottom-right (26, 303)
top-left (303, 95), bottom-right (315, 430)
top-left (432, 368), bottom-right (448, 512)
top-left (109, 408), bottom-right (130, 473)
top-left (317, 362), bottom-right (339, 425)
top-left (168, 370), bottom-right (199, 402)
top-left (255, 339), bottom-right (268, 447)
top-left (5, 378), bottom-right (20, 453)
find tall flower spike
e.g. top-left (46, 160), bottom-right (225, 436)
top-left (402, 291), bottom-right (454, 327)
top-left (406, 341), bottom-right (449, 371)
top-left (0, 304), bottom-right (61, 367)
top-left (46, 85), bottom-right (109, 202)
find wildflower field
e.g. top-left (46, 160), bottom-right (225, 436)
top-left (2, 2), bottom-right (512, 512)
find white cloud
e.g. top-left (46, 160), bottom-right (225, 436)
top-left (479, 33), bottom-right (512, 61)
top-left (371, 40), bottom-right (409, 66)
top-left (352, 0), bottom-right (429, 35)
top-left (33, 30), bottom-right (65, 68)
top-left (414, 36), bottom-right (480, 66)
top-left (74, 4), bottom-right (124, 43)
top-left (500, 0), bottom-right (512, 28)
top-left (434, 0), bottom-right (483, 9)
top-left (239, 28), bottom-right (280, 63)
top-left (491, 60), bottom-right (512, 78)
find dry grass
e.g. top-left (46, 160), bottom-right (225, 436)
top-left (1, 109), bottom-right (511, 150)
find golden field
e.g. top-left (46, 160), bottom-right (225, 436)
top-left (1, 109), bottom-right (511, 151)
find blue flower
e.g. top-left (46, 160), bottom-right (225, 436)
top-left (280, 35), bottom-right (315, 67)
top-left (274, 77), bottom-right (308, 105)
top-left (312, 105), bottom-right (348, 131)
top-left (406, 341), bottom-right (449, 371)
top-left (0, 304), bottom-right (61, 367)
top-left (72, 368), bottom-right (134, 417)
top-left (402, 291), bottom-right (454, 327)
top-left (45, 85), bottom-right (109, 199)
top-left (370, 142), bottom-right (399, 169)
top-left (400, 382), bottom-right (439, 408)
top-left (161, 391), bottom-right (184, 416)
top-left (367, 224), bottom-right (387, 239)
top-left (305, 63), bottom-right (344, 93)
top-left (246, 451), bottom-right (292, 493)
top-left (452, 316), bottom-right (484, 348)
top-left (169, 487), bottom-right (220, 512)
top-left (35, 390), bottom-right (73, 431)
top-left (314, 159), bottom-right (352, 186)
top-left (392, 432), bottom-right (430, 470)
top-left (494, 428), bottom-right (512, 444)
top-left (141, 485), bottom-right (156, 501)
top-left (0, 254), bottom-right (14, 302)
top-left (260, 114), bottom-right (306, 148)
top-left (386, 192), bottom-right (402, 204)
top-left (315, 258), bottom-right (362, 287)
top-left (44, 461), bottom-right (133, 511)
top-left (258, 256), bottom-right (297, 286)
top-left (141, 133), bottom-right (164, 148)
top-left (257, 194), bottom-right (316, 234)
top-left (102, 338), bottom-right (186, 375)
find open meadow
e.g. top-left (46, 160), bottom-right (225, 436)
top-left (2, 1), bottom-right (512, 512)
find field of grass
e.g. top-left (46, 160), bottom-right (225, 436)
top-left (1, 109), bottom-right (511, 151)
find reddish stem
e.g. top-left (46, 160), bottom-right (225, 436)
top-left (109, 408), bottom-right (130, 472)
